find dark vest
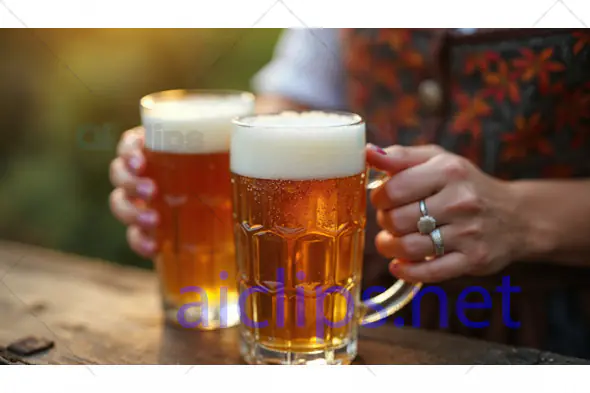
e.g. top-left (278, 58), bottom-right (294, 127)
top-left (341, 28), bottom-right (590, 358)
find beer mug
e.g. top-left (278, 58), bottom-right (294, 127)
top-left (230, 111), bottom-right (421, 364)
top-left (140, 89), bottom-right (255, 330)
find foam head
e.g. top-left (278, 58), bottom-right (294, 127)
top-left (230, 111), bottom-right (366, 180)
top-left (140, 90), bottom-right (255, 154)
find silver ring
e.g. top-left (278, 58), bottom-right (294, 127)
top-left (419, 200), bottom-right (429, 216)
top-left (430, 228), bottom-right (445, 256)
top-left (417, 200), bottom-right (437, 235)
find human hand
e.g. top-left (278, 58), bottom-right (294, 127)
top-left (109, 127), bottom-right (159, 258)
top-left (366, 144), bottom-right (526, 284)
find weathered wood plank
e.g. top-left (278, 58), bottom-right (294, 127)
top-left (0, 241), bottom-right (586, 365)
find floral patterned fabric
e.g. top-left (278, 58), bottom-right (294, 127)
top-left (341, 28), bottom-right (590, 358)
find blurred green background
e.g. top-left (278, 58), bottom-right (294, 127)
top-left (0, 28), bottom-right (283, 269)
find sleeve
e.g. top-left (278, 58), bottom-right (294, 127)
top-left (251, 28), bottom-right (346, 110)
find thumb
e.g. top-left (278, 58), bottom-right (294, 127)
top-left (366, 143), bottom-right (443, 174)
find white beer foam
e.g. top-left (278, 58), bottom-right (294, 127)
top-left (141, 95), bottom-right (254, 154)
top-left (231, 111), bottom-right (366, 180)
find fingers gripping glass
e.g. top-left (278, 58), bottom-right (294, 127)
top-left (362, 169), bottom-right (422, 325)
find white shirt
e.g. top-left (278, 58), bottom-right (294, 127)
top-left (251, 28), bottom-right (478, 110)
top-left (251, 28), bottom-right (347, 110)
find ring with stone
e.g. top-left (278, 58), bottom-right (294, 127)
top-left (417, 199), bottom-right (437, 235)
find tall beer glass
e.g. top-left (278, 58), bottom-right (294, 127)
top-left (140, 89), bottom-right (254, 330)
top-left (230, 111), bottom-right (421, 364)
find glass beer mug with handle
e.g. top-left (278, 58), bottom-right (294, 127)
top-left (230, 111), bottom-right (422, 365)
top-left (140, 89), bottom-right (255, 330)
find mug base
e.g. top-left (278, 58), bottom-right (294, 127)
top-left (240, 333), bottom-right (357, 365)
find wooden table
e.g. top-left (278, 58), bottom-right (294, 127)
top-left (0, 240), bottom-right (587, 365)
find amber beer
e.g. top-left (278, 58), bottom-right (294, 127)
top-left (231, 111), bottom-right (421, 365)
top-left (140, 89), bottom-right (254, 330)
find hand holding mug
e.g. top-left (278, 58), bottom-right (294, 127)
top-left (108, 127), bottom-right (159, 258)
top-left (366, 144), bottom-right (526, 283)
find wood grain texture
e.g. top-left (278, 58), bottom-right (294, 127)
top-left (0, 241), bottom-right (586, 365)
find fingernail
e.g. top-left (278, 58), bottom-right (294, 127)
top-left (368, 143), bottom-right (387, 155)
top-left (136, 181), bottom-right (154, 198)
top-left (142, 240), bottom-right (156, 254)
top-left (138, 210), bottom-right (157, 226)
top-left (128, 156), bottom-right (142, 173)
top-left (390, 259), bottom-right (404, 270)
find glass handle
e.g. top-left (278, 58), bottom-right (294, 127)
top-left (366, 167), bottom-right (389, 190)
top-left (360, 169), bottom-right (422, 326)
top-left (360, 280), bottom-right (422, 325)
